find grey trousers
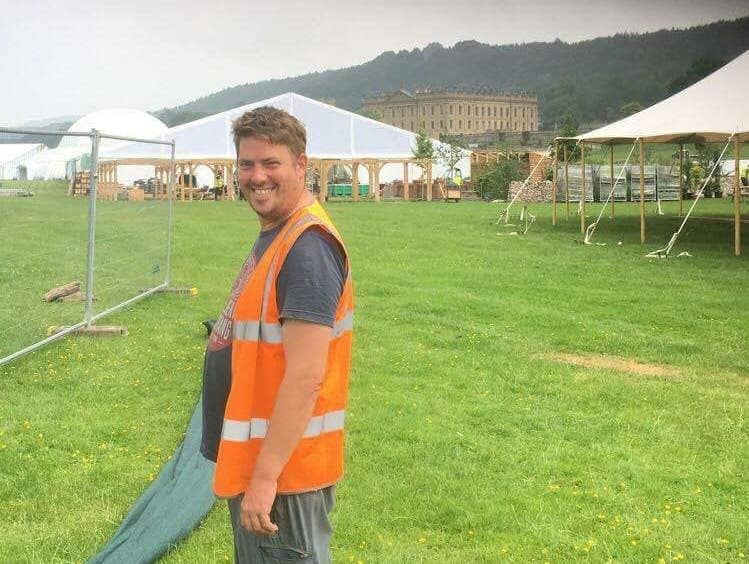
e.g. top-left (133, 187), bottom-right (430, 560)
top-left (228, 486), bottom-right (335, 563)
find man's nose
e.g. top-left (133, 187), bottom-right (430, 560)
top-left (250, 166), bottom-right (268, 185)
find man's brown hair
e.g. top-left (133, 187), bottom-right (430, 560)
top-left (232, 106), bottom-right (307, 157)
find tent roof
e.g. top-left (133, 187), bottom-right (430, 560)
top-left (578, 50), bottom-right (749, 144)
top-left (100, 93), bottom-right (463, 161)
top-left (0, 143), bottom-right (44, 162)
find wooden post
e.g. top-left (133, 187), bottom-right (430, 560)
top-left (678, 144), bottom-right (684, 217)
top-left (735, 138), bottom-right (742, 256)
top-left (320, 162), bottom-right (329, 202)
top-left (189, 162), bottom-right (194, 201)
top-left (403, 162), bottom-right (410, 201)
top-left (639, 139), bottom-right (645, 244)
top-left (552, 140), bottom-right (558, 226)
top-left (179, 164), bottom-right (185, 201)
top-left (580, 142), bottom-right (586, 234)
top-left (374, 163), bottom-right (381, 202)
top-left (564, 144), bottom-right (570, 220)
top-left (351, 162), bottom-right (359, 202)
top-left (610, 144), bottom-right (615, 219)
top-left (223, 163), bottom-right (231, 200)
top-left (426, 161), bottom-right (433, 201)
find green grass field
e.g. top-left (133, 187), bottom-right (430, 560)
top-left (1, 183), bottom-right (747, 563)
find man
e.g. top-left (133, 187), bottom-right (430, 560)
top-left (213, 170), bottom-right (225, 201)
top-left (200, 106), bottom-right (353, 563)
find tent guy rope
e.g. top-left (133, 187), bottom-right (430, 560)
top-left (583, 140), bottom-right (639, 244)
top-left (645, 133), bottom-right (735, 258)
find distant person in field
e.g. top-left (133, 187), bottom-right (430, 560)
top-left (200, 106), bottom-right (354, 563)
top-left (214, 171), bottom-right (225, 201)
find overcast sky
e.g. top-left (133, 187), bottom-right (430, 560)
top-left (1, 0), bottom-right (747, 125)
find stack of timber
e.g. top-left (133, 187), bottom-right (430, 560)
top-left (508, 180), bottom-right (555, 202)
top-left (69, 172), bottom-right (91, 197)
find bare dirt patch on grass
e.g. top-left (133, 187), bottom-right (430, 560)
top-left (545, 353), bottom-right (683, 378)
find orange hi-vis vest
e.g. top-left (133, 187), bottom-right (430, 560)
top-left (213, 201), bottom-right (354, 497)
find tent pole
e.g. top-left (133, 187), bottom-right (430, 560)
top-left (639, 139), bottom-right (645, 244)
top-left (580, 142), bottom-right (586, 234)
top-left (735, 138), bottom-right (742, 256)
top-left (552, 140), bottom-right (558, 225)
top-left (678, 144), bottom-right (684, 217)
top-left (610, 144), bottom-right (615, 219)
top-left (564, 144), bottom-right (570, 220)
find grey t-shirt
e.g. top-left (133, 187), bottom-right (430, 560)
top-left (200, 222), bottom-right (346, 461)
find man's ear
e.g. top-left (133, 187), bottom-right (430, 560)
top-left (297, 153), bottom-right (308, 176)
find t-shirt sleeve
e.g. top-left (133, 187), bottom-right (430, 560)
top-left (276, 226), bottom-right (347, 328)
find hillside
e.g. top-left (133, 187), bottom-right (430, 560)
top-left (156, 17), bottom-right (749, 129)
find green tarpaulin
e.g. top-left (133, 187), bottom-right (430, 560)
top-left (88, 400), bottom-right (217, 564)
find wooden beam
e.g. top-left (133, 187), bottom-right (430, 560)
top-left (403, 162), bottom-right (410, 201)
top-left (639, 138), bottom-right (645, 244)
top-left (678, 144), bottom-right (684, 217)
top-left (351, 162), bottom-right (360, 201)
top-left (552, 140), bottom-right (557, 225)
top-left (580, 142), bottom-right (586, 235)
top-left (564, 144), bottom-right (570, 220)
top-left (374, 162), bottom-right (381, 202)
top-left (426, 161), bottom-right (432, 201)
top-left (610, 144), bottom-right (615, 219)
top-left (735, 138), bottom-right (742, 256)
top-left (320, 162), bottom-right (329, 202)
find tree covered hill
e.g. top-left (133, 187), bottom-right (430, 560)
top-left (156, 17), bottom-right (748, 128)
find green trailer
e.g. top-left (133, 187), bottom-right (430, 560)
top-left (328, 183), bottom-right (369, 197)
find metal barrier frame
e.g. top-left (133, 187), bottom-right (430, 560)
top-left (0, 126), bottom-right (175, 366)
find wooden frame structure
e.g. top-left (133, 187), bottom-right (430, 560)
top-left (309, 157), bottom-right (434, 202)
top-left (97, 156), bottom-right (437, 203)
top-left (99, 157), bottom-right (238, 201)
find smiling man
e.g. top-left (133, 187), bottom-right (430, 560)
top-left (200, 107), bottom-right (354, 563)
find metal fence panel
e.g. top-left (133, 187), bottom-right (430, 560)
top-left (0, 127), bottom-right (174, 366)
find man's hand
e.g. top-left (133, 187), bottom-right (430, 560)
top-left (240, 476), bottom-right (279, 535)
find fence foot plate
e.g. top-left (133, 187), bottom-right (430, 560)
top-left (47, 325), bottom-right (128, 337)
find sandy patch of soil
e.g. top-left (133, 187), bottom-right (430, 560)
top-left (545, 353), bottom-right (682, 377)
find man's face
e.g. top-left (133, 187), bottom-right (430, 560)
top-left (237, 136), bottom-right (308, 228)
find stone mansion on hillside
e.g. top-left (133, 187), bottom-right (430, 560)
top-left (362, 89), bottom-right (539, 138)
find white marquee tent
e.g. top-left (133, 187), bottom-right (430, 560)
top-left (0, 143), bottom-right (44, 179)
top-left (570, 50), bottom-right (748, 256)
top-left (579, 50), bottom-right (749, 144)
top-left (27, 109), bottom-right (168, 180)
top-left (101, 92), bottom-right (470, 191)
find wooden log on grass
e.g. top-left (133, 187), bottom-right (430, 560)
top-left (43, 281), bottom-right (81, 302)
top-left (47, 325), bottom-right (128, 337)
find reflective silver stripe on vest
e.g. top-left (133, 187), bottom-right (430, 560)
top-left (221, 418), bottom-right (269, 441)
top-left (302, 409), bottom-right (345, 438)
top-left (234, 312), bottom-right (353, 344)
top-left (233, 321), bottom-right (282, 344)
top-left (332, 311), bottom-right (354, 338)
top-left (221, 410), bottom-right (345, 442)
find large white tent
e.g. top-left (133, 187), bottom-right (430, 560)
top-left (579, 50), bottom-right (749, 144)
top-left (27, 109), bottom-right (168, 180)
top-left (567, 50), bottom-right (748, 256)
top-left (0, 143), bottom-right (44, 179)
top-left (101, 92), bottom-right (470, 191)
